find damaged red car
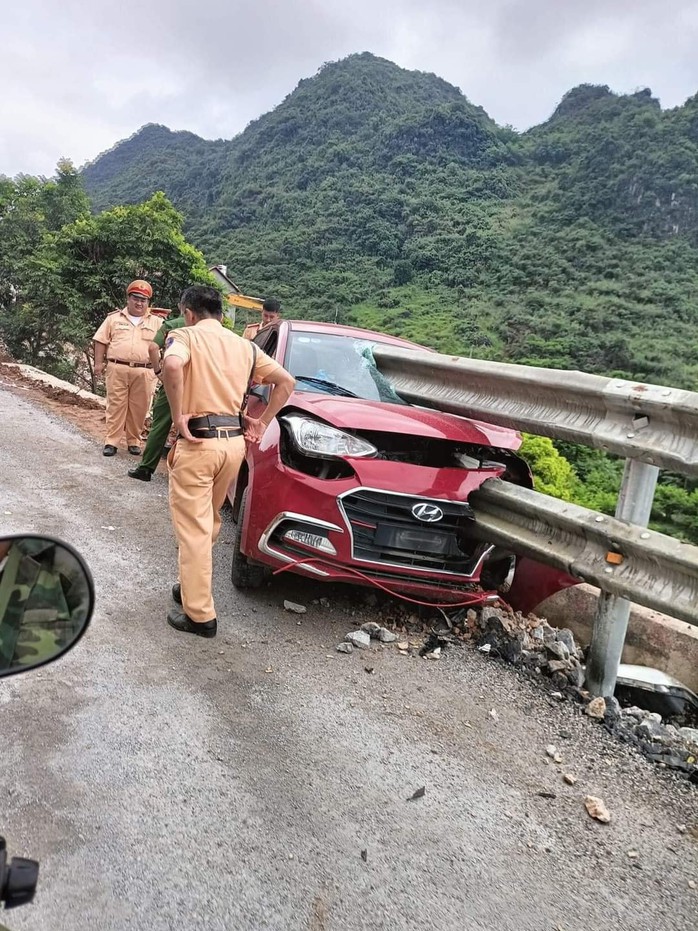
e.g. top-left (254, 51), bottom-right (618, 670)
top-left (228, 321), bottom-right (536, 606)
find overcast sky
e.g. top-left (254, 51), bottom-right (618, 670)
top-left (3, 0), bottom-right (697, 178)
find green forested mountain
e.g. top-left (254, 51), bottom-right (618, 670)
top-left (83, 52), bottom-right (698, 389)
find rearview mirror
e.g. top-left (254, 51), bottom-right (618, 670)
top-left (0, 535), bottom-right (94, 679)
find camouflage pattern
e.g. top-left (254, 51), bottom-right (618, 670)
top-left (0, 539), bottom-right (90, 673)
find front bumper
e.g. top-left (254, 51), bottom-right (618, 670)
top-left (244, 456), bottom-right (511, 602)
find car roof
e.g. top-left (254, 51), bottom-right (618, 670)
top-left (284, 320), bottom-right (428, 351)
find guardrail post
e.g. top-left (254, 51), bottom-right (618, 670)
top-left (585, 459), bottom-right (660, 696)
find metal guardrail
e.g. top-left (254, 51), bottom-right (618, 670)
top-left (373, 345), bottom-right (698, 696)
top-left (372, 347), bottom-right (698, 476)
top-left (470, 479), bottom-right (698, 627)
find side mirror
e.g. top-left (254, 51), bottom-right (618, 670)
top-left (249, 384), bottom-right (270, 402)
top-left (0, 535), bottom-right (94, 679)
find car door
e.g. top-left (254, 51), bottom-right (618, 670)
top-left (245, 325), bottom-right (280, 420)
top-left (226, 325), bottom-right (282, 514)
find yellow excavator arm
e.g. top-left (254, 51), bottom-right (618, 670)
top-left (226, 293), bottom-right (264, 312)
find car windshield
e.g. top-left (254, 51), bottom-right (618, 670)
top-left (285, 332), bottom-right (408, 405)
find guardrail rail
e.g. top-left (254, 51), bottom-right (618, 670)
top-left (373, 345), bottom-right (698, 696)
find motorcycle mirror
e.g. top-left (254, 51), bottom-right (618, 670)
top-left (0, 535), bottom-right (94, 679)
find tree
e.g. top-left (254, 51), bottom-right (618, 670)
top-left (0, 178), bottom-right (214, 387)
top-left (519, 435), bottom-right (578, 501)
top-left (0, 163), bottom-right (91, 374)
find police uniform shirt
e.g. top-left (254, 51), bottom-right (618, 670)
top-left (241, 322), bottom-right (261, 341)
top-left (93, 308), bottom-right (163, 364)
top-left (164, 319), bottom-right (280, 417)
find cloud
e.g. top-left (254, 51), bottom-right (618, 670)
top-left (2, 0), bottom-right (697, 177)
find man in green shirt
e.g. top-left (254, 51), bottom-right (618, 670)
top-left (127, 310), bottom-right (187, 482)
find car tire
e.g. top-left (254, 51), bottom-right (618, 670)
top-left (231, 488), bottom-right (266, 589)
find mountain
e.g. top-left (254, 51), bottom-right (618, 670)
top-left (82, 52), bottom-right (698, 388)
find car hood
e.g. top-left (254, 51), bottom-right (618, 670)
top-left (289, 392), bottom-right (521, 449)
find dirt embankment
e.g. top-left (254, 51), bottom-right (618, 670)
top-left (0, 362), bottom-right (106, 444)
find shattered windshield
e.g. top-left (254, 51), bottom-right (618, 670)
top-left (285, 333), bottom-right (408, 405)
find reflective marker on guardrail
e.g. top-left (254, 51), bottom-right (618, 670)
top-left (468, 478), bottom-right (698, 628)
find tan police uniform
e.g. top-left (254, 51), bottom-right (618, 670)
top-left (93, 308), bottom-right (162, 448)
top-left (164, 319), bottom-right (280, 622)
top-left (241, 321), bottom-right (261, 340)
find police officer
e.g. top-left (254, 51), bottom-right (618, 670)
top-left (162, 285), bottom-right (295, 637)
top-left (242, 297), bottom-right (282, 340)
top-left (127, 306), bottom-right (186, 482)
top-left (93, 280), bottom-right (163, 456)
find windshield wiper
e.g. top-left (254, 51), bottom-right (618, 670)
top-left (294, 375), bottom-right (360, 398)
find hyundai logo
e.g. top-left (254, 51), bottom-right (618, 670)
top-left (411, 502), bottom-right (444, 523)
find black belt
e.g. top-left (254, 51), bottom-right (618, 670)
top-left (108, 358), bottom-right (152, 368)
top-left (188, 414), bottom-right (243, 438)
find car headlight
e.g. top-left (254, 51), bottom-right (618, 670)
top-left (281, 414), bottom-right (377, 459)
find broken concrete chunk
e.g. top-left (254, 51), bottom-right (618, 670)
top-left (283, 600), bottom-right (307, 614)
top-left (635, 718), bottom-right (663, 740)
top-left (584, 795), bottom-right (611, 823)
top-left (378, 627), bottom-right (398, 643)
top-left (336, 642), bottom-right (353, 654)
top-left (563, 773), bottom-right (577, 785)
top-left (586, 697), bottom-right (607, 719)
top-left (546, 640), bottom-right (570, 661)
top-left (546, 745), bottom-right (563, 764)
top-left (678, 727), bottom-right (698, 747)
top-left (565, 661), bottom-right (585, 689)
top-left (555, 628), bottom-right (577, 656)
top-left (480, 605), bottom-right (508, 626)
top-left (345, 630), bottom-right (371, 649)
top-left (361, 622), bottom-right (382, 637)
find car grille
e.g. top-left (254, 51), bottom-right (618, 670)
top-left (339, 489), bottom-right (485, 576)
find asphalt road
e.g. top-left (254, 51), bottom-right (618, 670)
top-left (1, 384), bottom-right (696, 931)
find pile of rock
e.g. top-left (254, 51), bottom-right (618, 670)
top-left (602, 700), bottom-right (698, 780)
top-left (337, 622), bottom-right (398, 653)
top-left (463, 605), bottom-right (586, 691)
top-left (468, 605), bottom-right (698, 781)
top-left (331, 595), bottom-right (698, 780)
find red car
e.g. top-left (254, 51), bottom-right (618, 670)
top-left (228, 321), bottom-right (539, 606)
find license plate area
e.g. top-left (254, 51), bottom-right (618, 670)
top-left (374, 524), bottom-right (451, 554)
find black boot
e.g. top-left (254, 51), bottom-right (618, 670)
top-left (103, 445), bottom-right (117, 457)
top-left (128, 465), bottom-right (153, 482)
top-left (167, 608), bottom-right (217, 638)
top-left (171, 583), bottom-right (182, 605)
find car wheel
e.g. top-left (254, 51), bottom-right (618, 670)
top-left (231, 488), bottom-right (266, 589)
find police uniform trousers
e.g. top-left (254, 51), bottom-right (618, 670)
top-left (168, 435), bottom-right (246, 622)
top-left (139, 385), bottom-right (172, 472)
top-left (105, 364), bottom-right (157, 448)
